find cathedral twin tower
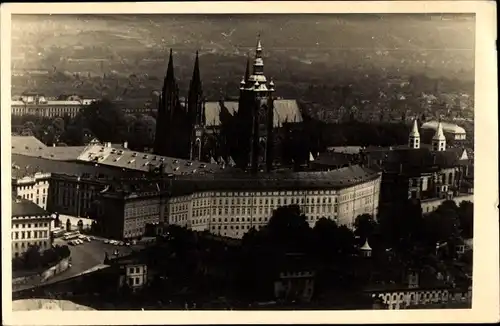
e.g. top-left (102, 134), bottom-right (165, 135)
top-left (153, 37), bottom-right (276, 173)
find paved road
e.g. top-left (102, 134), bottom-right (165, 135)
top-left (48, 238), bottom-right (143, 283)
top-left (13, 238), bottom-right (144, 292)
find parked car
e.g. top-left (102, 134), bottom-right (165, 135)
top-left (104, 240), bottom-right (110, 244)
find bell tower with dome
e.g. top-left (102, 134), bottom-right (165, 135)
top-left (236, 35), bottom-right (275, 173)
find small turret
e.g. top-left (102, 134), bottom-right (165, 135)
top-left (408, 119), bottom-right (420, 149)
top-left (360, 239), bottom-right (372, 257)
top-left (432, 121), bottom-right (446, 151)
top-left (269, 79), bottom-right (275, 92)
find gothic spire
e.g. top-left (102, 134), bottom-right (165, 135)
top-left (190, 51), bottom-right (201, 89)
top-left (410, 119), bottom-right (420, 137)
top-left (188, 51), bottom-right (204, 126)
top-left (165, 48), bottom-right (176, 86)
top-left (244, 54), bottom-right (251, 82)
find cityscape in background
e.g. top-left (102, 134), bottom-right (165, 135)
top-left (10, 13), bottom-right (474, 311)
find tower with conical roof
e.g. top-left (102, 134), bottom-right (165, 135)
top-left (408, 119), bottom-right (420, 149)
top-left (188, 51), bottom-right (206, 161)
top-left (432, 121), bottom-right (446, 151)
top-left (236, 35), bottom-right (275, 173)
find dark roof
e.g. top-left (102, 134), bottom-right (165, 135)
top-left (204, 99), bottom-right (303, 128)
top-left (12, 198), bottom-right (49, 217)
top-left (312, 152), bottom-right (352, 168)
top-left (12, 153), bottom-right (144, 180)
top-left (364, 147), bottom-right (463, 174)
top-left (98, 165), bottom-right (380, 199)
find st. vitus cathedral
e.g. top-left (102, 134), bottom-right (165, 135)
top-left (153, 37), bottom-right (276, 173)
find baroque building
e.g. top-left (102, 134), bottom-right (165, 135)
top-left (362, 120), bottom-right (473, 211)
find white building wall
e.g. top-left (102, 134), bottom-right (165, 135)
top-left (166, 175), bottom-right (382, 239)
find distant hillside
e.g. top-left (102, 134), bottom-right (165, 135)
top-left (11, 14), bottom-right (475, 99)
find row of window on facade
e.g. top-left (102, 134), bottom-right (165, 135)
top-left (13, 240), bottom-right (50, 253)
top-left (17, 185), bottom-right (48, 193)
top-left (127, 276), bottom-right (144, 287)
top-left (174, 190), bottom-right (375, 207)
top-left (12, 230), bottom-right (49, 240)
top-left (12, 222), bottom-right (50, 229)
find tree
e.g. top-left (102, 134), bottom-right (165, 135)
top-left (77, 219), bottom-right (84, 232)
top-left (80, 99), bottom-right (128, 143)
top-left (128, 115), bottom-right (156, 150)
top-left (266, 205), bottom-right (313, 253)
top-left (424, 202), bottom-right (461, 245)
top-left (457, 201), bottom-right (473, 239)
top-left (52, 117), bottom-right (65, 135)
top-left (23, 245), bottom-right (42, 270)
top-left (312, 217), bottom-right (356, 263)
top-left (54, 213), bottom-right (61, 228)
top-left (354, 214), bottom-right (378, 242)
top-left (378, 199), bottom-right (425, 253)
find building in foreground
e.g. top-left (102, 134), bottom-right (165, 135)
top-left (95, 165), bottom-right (382, 240)
top-left (11, 198), bottom-right (54, 258)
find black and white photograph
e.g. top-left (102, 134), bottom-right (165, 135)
top-left (1, 1), bottom-right (498, 324)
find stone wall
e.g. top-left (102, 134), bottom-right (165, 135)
top-left (12, 257), bottom-right (71, 286)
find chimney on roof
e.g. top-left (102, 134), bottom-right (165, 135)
top-left (123, 141), bottom-right (128, 149)
top-left (52, 143), bottom-right (56, 147)
top-left (106, 142), bottom-right (112, 148)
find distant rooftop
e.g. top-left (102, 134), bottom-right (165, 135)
top-left (421, 120), bottom-right (466, 135)
top-left (204, 99), bottom-right (303, 128)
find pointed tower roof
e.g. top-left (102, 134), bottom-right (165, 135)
top-left (433, 121), bottom-right (446, 141)
top-left (360, 239), bottom-right (372, 251)
top-left (244, 55), bottom-right (251, 82)
top-left (190, 51), bottom-right (201, 86)
top-left (252, 34), bottom-right (264, 76)
top-left (410, 119), bottom-right (420, 137)
top-left (165, 48), bottom-right (176, 85)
